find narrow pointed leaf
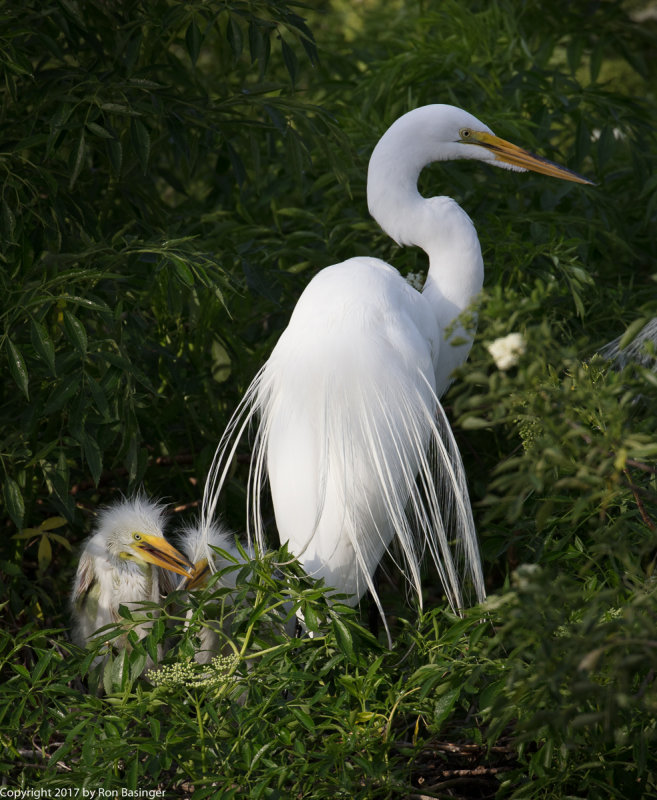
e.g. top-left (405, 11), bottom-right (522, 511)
top-left (185, 19), bottom-right (202, 65)
top-left (63, 311), bottom-right (88, 357)
top-left (130, 119), bottom-right (150, 174)
top-left (6, 340), bottom-right (29, 399)
top-left (69, 129), bottom-right (86, 189)
top-left (4, 478), bottom-right (25, 528)
top-left (30, 319), bottom-right (57, 376)
top-left (83, 435), bottom-right (103, 486)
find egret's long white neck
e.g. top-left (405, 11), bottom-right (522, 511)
top-left (367, 108), bottom-right (485, 381)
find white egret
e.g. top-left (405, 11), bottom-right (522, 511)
top-left (71, 495), bottom-right (193, 659)
top-left (180, 520), bottom-right (249, 593)
top-left (202, 104), bottom-right (592, 638)
top-left (176, 521), bottom-right (251, 663)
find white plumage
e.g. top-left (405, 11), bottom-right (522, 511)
top-left (600, 318), bottom-right (657, 370)
top-left (71, 496), bottom-right (192, 660)
top-left (202, 104), bottom-right (591, 639)
top-left (177, 521), bottom-right (252, 663)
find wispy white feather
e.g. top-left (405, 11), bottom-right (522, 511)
top-left (201, 258), bottom-right (485, 645)
top-left (600, 318), bottom-right (657, 370)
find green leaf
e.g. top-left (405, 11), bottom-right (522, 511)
top-left (111, 649), bottom-right (128, 691)
top-left (37, 534), bottom-right (52, 572)
top-left (291, 706), bottom-right (316, 732)
top-left (107, 137), bottom-right (123, 177)
top-left (619, 317), bottom-right (649, 350)
top-left (30, 319), bottom-right (57, 376)
top-left (130, 119), bottom-right (150, 174)
top-left (3, 477), bottom-right (25, 528)
top-left (12, 663), bottom-right (31, 680)
top-left (432, 687), bottom-right (460, 731)
top-left (69, 129), bottom-right (86, 189)
top-left (1, 199), bottom-right (16, 239)
top-left (88, 377), bottom-right (110, 420)
top-left (331, 616), bottom-right (354, 661)
top-left (43, 377), bottom-right (81, 416)
top-left (47, 103), bottom-right (74, 156)
top-left (63, 311), bottom-right (88, 357)
top-left (40, 516), bottom-right (67, 531)
top-left (170, 255), bottom-right (194, 286)
top-left (280, 38), bottom-right (298, 86)
top-left (185, 19), bottom-right (202, 66)
top-left (100, 102), bottom-right (142, 116)
top-left (86, 121), bottom-right (113, 139)
top-left (48, 533), bottom-right (72, 550)
top-left (83, 435), bottom-right (103, 486)
top-left (6, 339), bottom-right (29, 399)
top-left (129, 649), bottom-right (147, 683)
top-left (227, 16), bottom-right (243, 59)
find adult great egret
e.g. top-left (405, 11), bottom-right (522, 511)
top-left (71, 496), bottom-right (193, 658)
top-left (203, 104), bottom-right (592, 637)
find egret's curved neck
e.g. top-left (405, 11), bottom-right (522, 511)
top-left (367, 126), bottom-right (427, 249)
top-left (367, 117), bottom-right (484, 322)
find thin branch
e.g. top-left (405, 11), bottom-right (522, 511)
top-left (624, 468), bottom-right (656, 530)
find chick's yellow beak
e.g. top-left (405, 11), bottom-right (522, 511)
top-left (465, 130), bottom-right (594, 185)
top-left (184, 558), bottom-right (210, 591)
top-left (134, 533), bottom-right (193, 578)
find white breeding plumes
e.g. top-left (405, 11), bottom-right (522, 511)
top-left (486, 332), bottom-right (526, 370)
top-left (70, 495), bottom-right (193, 662)
top-left (202, 104), bottom-right (592, 642)
top-left (600, 318), bottom-right (657, 370)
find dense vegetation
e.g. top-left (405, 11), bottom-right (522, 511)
top-left (2, 0), bottom-right (657, 796)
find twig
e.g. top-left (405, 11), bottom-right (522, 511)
top-left (623, 468), bottom-right (656, 530)
top-left (626, 458), bottom-right (657, 476)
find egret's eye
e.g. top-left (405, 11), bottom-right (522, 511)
top-left (459, 128), bottom-right (472, 139)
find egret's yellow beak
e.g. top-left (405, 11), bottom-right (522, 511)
top-left (464, 130), bottom-right (594, 185)
top-left (134, 533), bottom-right (193, 578)
top-left (184, 558), bottom-right (210, 591)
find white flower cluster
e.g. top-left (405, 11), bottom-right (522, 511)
top-left (486, 332), bottom-right (526, 370)
top-left (148, 654), bottom-right (240, 689)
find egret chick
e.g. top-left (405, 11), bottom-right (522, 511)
top-left (71, 496), bottom-right (193, 661)
top-left (177, 521), bottom-right (252, 663)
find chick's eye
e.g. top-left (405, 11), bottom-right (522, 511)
top-left (133, 533), bottom-right (141, 541)
top-left (460, 128), bottom-right (471, 139)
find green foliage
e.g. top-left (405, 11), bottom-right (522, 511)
top-left (0, 0), bottom-right (342, 528)
top-left (2, 0), bottom-right (657, 796)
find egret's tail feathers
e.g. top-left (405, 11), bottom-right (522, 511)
top-left (600, 317), bottom-right (657, 370)
top-left (201, 357), bottom-right (485, 633)
top-left (347, 367), bottom-right (485, 616)
top-left (200, 367), bottom-right (266, 564)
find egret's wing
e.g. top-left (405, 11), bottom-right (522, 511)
top-left (70, 550), bottom-right (102, 646)
top-left (71, 550), bottom-right (97, 610)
